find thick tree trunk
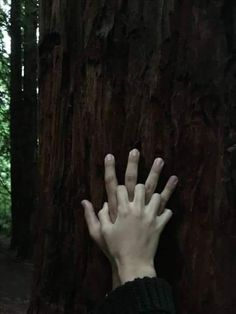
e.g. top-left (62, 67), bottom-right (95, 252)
top-left (29, 1), bottom-right (236, 313)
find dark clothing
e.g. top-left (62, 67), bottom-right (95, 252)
top-left (90, 276), bottom-right (176, 314)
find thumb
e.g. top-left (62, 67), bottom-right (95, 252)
top-left (157, 208), bottom-right (173, 233)
top-left (81, 200), bottom-right (100, 236)
top-left (98, 202), bottom-right (112, 230)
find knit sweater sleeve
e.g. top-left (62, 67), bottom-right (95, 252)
top-left (89, 276), bottom-right (176, 314)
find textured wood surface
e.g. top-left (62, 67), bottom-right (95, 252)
top-left (29, 1), bottom-right (236, 313)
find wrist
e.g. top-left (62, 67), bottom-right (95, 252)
top-left (111, 267), bottom-right (121, 290)
top-left (116, 262), bottom-right (157, 285)
top-left (111, 262), bottom-right (121, 290)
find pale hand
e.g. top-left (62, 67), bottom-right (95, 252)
top-left (82, 149), bottom-right (178, 289)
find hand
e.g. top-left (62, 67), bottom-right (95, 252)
top-left (98, 181), bottom-right (177, 284)
top-left (81, 149), bottom-right (178, 288)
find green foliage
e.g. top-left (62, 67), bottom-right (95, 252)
top-left (0, 1), bottom-right (11, 235)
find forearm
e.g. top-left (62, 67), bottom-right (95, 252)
top-left (94, 265), bottom-right (175, 314)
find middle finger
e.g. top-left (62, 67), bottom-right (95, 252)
top-left (125, 149), bottom-right (140, 201)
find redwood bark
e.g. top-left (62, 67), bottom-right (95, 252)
top-left (29, 1), bottom-right (236, 313)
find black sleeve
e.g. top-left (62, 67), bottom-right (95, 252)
top-left (89, 276), bottom-right (176, 314)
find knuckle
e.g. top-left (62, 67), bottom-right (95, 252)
top-left (133, 209), bottom-right (142, 217)
top-left (118, 206), bottom-right (128, 216)
top-left (126, 174), bottom-right (135, 182)
top-left (89, 226), bottom-right (99, 240)
top-left (117, 185), bottom-right (125, 192)
top-left (105, 175), bottom-right (114, 184)
top-left (117, 204), bottom-right (122, 211)
top-left (117, 204), bottom-right (126, 214)
top-left (145, 183), bottom-right (153, 193)
top-left (153, 193), bottom-right (161, 199)
top-left (155, 223), bottom-right (161, 232)
top-left (120, 211), bottom-right (128, 217)
top-left (98, 209), bottom-right (103, 217)
top-left (143, 213), bottom-right (153, 225)
top-left (100, 225), bottom-right (108, 234)
top-left (161, 194), bottom-right (168, 204)
top-left (136, 183), bottom-right (145, 189)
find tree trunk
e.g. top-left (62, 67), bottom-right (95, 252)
top-left (10, 0), bottom-right (38, 258)
top-left (21, 0), bottom-right (38, 257)
top-left (29, 1), bottom-right (236, 313)
top-left (10, 0), bottom-right (23, 252)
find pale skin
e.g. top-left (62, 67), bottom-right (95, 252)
top-left (81, 148), bottom-right (178, 289)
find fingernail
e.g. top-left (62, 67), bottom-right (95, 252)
top-left (170, 176), bottom-right (178, 185)
top-left (106, 154), bottom-right (113, 161)
top-left (131, 149), bottom-right (139, 156)
top-left (81, 200), bottom-right (87, 206)
top-left (155, 158), bottom-right (164, 167)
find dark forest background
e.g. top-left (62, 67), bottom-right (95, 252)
top-left (0, 1), bottom-right (235, 313)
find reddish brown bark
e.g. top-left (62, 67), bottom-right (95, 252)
top-left (29, 1), bottom-right (236, 313)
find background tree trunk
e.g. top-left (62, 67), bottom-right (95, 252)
top-left (9, 0), bottom-right (23, 252)
top-left (21, 0), bottom-right (38, 258)
top-left (29, 1), bottom-right (236, 313)
top-left (10, 0), bottom-right (38, 258)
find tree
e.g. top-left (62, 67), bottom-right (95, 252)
top-left (9, 0), bottom-right (38, 258)
top-left (21, 0), bottom-right (38, 257)
top-left (0, 2), bottom-right (11, 235)
top-left (9, 0), bottom-right (23, 251)
top-left (28, 1), bottom-right (236, 313)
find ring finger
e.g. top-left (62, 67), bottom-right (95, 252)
top-left (144, 157), bottom-right (164, 204)
top-left (158, 175), bottom-right (178, 215)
